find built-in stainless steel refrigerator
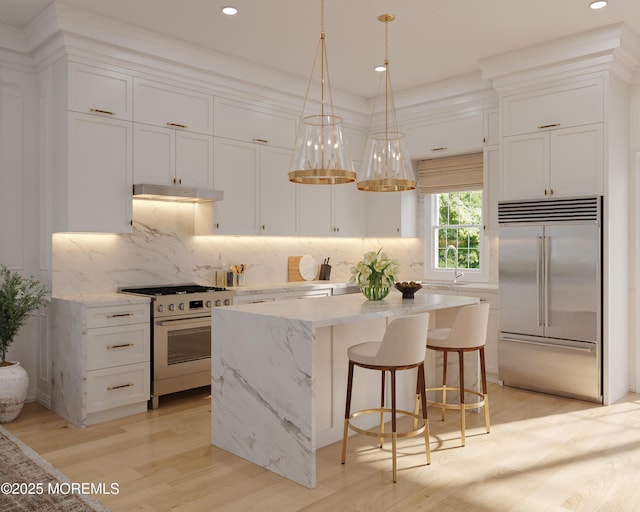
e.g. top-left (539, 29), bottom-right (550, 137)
top-left (498, 196), bottom-right (602, 403)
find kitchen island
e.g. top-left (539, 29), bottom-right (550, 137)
top-left (211, 292), bottom-right (479, 488)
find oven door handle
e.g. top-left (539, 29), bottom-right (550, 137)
top-left (157, 316), bottom-right (210, 327)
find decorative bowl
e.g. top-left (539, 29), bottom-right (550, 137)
top-left (394, 281), bottom-right (422, 299)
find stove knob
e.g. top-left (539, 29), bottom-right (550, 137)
top-left (168, 303), bottom-right (175, 312)
top-left (206, 300), bottom-right (212, 308)
top-left (179, 303), bottom-right (185, 310)
top-left (215, 299), bottom-right (222, 307)
top-left (157, 304), bottom-right (164, 313)
top-left (224, 298), bottom-right (231, 306)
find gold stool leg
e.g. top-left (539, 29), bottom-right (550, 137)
top-left (480, 346), bottom-right (491, 434)
top-left (418, 363), bottom-right (431, 465)
top-left (459, 348), bottom-right (466, 447)
top-left (391, 369), bottom-right (397, 483)
top-left (341, 361), bottom-right (355, 464)
top-left (441, 350), bottom-right (448, 421)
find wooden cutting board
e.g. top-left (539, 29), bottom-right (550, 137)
top-left (288, 256), bottom-right (304, 281)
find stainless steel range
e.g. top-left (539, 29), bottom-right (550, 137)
top-left (120, 284), bottom-right (234, 409)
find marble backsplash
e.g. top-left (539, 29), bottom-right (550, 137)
top-left (52, 200), bottom-right (425, 296)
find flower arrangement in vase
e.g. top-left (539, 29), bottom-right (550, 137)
top-left (349, 248), bottom-right (399, 300)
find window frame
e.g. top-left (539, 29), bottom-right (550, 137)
top-left (423, 190), bottom-right (489, 283)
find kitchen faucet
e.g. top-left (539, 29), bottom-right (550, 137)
top-left (445, 244), bottom-right (464, 284)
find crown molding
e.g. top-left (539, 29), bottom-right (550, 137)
top-left (479, 23), bottom-right (640, 92)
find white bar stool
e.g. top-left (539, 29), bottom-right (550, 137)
top-left (418, 302), bottom-right (490, 446)
top-left (341, 313), bottom-right (431, 483)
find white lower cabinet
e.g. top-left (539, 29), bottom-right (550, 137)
top-left (233, 287), bottom-right (333, 304)
top-left (51, 299), bottom-right (150, 427)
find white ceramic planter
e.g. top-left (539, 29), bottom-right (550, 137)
top-left (0, 362), bottom-right (29, 423)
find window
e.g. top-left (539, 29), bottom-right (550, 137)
top-left (432, 191), bottom-right (483, 273)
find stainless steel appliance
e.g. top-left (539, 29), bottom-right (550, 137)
top-left (498, 196), bottom-right (602, 403)
top-left (120, 284), bottom-right (234, 409)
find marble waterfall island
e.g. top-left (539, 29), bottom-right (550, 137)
top-left (211, 292), bottom-right (479, 488)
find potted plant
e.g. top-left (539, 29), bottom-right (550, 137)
top-left (0, 264), bottom-right (48, 422)
top-left (349, 247), bottom-right (399, 301)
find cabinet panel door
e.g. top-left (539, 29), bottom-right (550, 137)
top-left (134, 78), bottom-right (213, 134)
top-left (214, 97), bottom-right (296, 149)
top-left (403, 110), bottom-right (484, 159)
top-left (549, 124), bottom-right (603, 197)
top-left (297, 184), bottom-right (332, 236)
top-left (176, 131), bottom-right (214, 189)
top-left (259, 146), bottom-right (296, 235)
top-left (213, 138), bottom-right (259, 234)
top-left (68, 62), bottom-right (133, 120)
top-left (366, 192), bottom-right (402, 237)
top-left (133, 124), bottom-right (175, 185)
top-left (503, 77), bottom-right (603, 136)
top-left (501, 132), bottom-right (549, 200)
top-left (64, 113), bottom-right (132, 233)
top-left (333, 182), bottom-right (366, 237)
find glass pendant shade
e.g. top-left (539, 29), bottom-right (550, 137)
top-left (288, 0), bottom-right (355, 185)
top-left (357, 13), bottom-right (416, 192)
top-left (288, 114), bottom-right (356, 184)
top-left (358, 131), bottom-right (414, 191)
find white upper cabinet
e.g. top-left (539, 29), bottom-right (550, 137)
top-left (214, 97), bottom-right (296, 149)
top-left (212, 138), bottom-right (296, 235)
top-left (332, 182), bottom-right (367, 237)
top-left (403, 110), bottom-right (484, 160)
top-left (501, 76), bottom-right (604, 200)
top-left (365, 190), bottom-right (417, 237)
top-left (132, 79), bottom-right (214, 189)
top-left (133, 124), bottom-right (214, 188)
top-left (483, 108), bottom-right (499, 146)
top-left (68, 62), bottom-right (133, 121)
top-left (133, 78), bottom-right (214, 135)
top-left (502, 77), bottom-right (603, 137)
top-left (61, 112), bottom-right (133, 233)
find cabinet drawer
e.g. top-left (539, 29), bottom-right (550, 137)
top-left (503, 77), bottom-right (603, 136)
top-left (85, 303), bottom-right (149, 328)
top-left (134, 78), bottom-right (214, 135)
top-left (86, 323), bottom-right (150, 370)
top-left (68, 62), bottom-right (133, 121)
top-left (87, 363), bottom-right (150, 413)
top-left (214, 97), bottom-right (296, 149)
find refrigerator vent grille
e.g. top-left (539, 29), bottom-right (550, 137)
top-left (498, 196), bottom-right (600, 223)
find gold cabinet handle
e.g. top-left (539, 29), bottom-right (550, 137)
top-left (90, 108), bottom-right (115, 116)
top-left (537, 123), bottom-right (560, 129)
top-left (107, 313), bottom-right (134, 318)
top-left (166, 122), bottom-right (187, 129)
top-left (430, 147), bottom-right (447, 152)
top-left (253, 138), bottom-right (269, 144)
top-left (107, 383), bottom-right (134, 391)
top-left (107, 343), bottom-right (134, 350)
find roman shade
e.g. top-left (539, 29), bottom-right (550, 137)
top-left (417, 152), bottom-right (483, 194)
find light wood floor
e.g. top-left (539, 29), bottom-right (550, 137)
top-left (5, 384), bottom-right (640, 512)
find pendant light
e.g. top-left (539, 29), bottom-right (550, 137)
top-left (357, 14), bottom-right (415, 192)
top-left (288, 0), bottom-right (356, 185)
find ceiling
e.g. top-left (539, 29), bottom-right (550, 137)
top-left (2, 0), bottom-right (640, 98)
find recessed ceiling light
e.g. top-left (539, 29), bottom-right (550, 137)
top-left (589, 1), bottom-right (607, 9)
top-left (374, 65), bottom-right (386, 72)
top-left (221, 6), bottom-right (238, 15)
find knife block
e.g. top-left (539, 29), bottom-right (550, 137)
top-left (319, 264), bottom-right (331, 280)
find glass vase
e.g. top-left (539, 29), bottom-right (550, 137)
top-left (360, 285), bottom-right (390, 301)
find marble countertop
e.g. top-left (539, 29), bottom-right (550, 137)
top-left (216, 292), bottom-right (479, 328)
top-left (52, 292), bottom-right (151, 307)
top-left (228, 280), bottom-right (358, 296)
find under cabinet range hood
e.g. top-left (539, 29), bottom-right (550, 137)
top-left (132, 184), bottom-right (223, 203)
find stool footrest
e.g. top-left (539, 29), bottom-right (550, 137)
top-left (347, 408), bottom-right (427, 439)
top-left (426, 386), bottom-right (487, 411)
